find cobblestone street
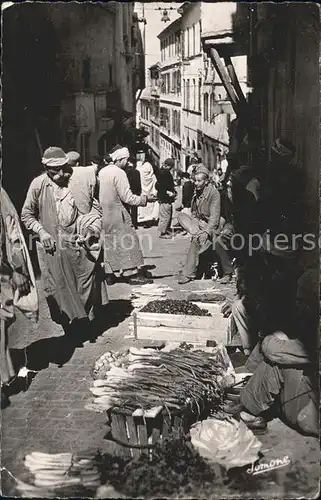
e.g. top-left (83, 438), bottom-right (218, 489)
top-left (1, 225), bottom-right (319, 498)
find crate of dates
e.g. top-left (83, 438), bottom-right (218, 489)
top-left (128, 299), bottom-right (230, 345)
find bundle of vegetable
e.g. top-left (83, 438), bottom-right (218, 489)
top-left (16, 451), bottom-right (101, 498)
top-left (91, 349), bottom-right (130, 380)
top-left (97, 435), bottom-right (225, 498)
top-left (88, 347), bottom-right (230, 414)
top-left (140, 299), bottom-right (211, 316)
top-left (131, 284), bottom-right (173, 309)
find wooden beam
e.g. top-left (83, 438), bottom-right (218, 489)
top-left (223, 56), bottom-right (248, 108)
top-left (207, 47), bottom-right (240, 116)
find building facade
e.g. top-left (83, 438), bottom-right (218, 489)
top-left (158, 18), bottom-right (182, 168)
top-left (148, 63), bottom-right (161, 166)
top-left (136, 2), bottom-right (248, 173)
top-left (200, 2), bottom-right (249, 170)
top-left (3, 1), bottom-right (144, 211)
top-left (202, 2), bottom-right (320, 310)
top-left (179, 2), bottom-right (203, 170)
top-left (234, 3), bottom-right (320, 276)
top-left (46, 2), bottom-right (144, 163)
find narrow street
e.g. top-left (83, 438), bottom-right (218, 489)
top-left (1, 2), bottom-right (320, 497)
top-left (2, 223), bottom-right (319, 498)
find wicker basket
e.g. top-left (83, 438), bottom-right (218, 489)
top-left (107, 404), bottom-right (199, 458)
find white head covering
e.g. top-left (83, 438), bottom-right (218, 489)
top-left (42, 147), bottom-right (69, 167)
top-left (110, 147), bottom-right (130, 162)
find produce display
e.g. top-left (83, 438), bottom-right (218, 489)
top-left (140, 299), bottom-right (211, 316)
top-left (97, 435), bottom-right (225, 498)
top-left (91, 349), bottom-right (130, 381)
top-left (186, 291), bottom-right (226, 302)
top-left (15, 451), bottom-right (101, 498)
top-left (190, 418), bottom-right (262, 470)
top-left (88, 347), bottom-right (230, 414)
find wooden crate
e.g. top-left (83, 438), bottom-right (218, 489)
top-left (129, 302), bottom-right (230, 344)
top-left (108, 405), bottom-right (197, 459)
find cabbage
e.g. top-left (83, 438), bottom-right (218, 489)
top-left (190, 418), bottom-right (262, 470)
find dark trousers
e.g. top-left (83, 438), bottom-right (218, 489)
top-left (158, 203), bottom-right (172, 235)
top-left (131, 206), bottom-right (138, 229)
top-left (215, 239), bottom-right (234, 276)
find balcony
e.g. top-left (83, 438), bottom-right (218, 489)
top-left (151, 86), bottom-right (160, 96)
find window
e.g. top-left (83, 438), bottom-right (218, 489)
top-left (177, 70), bottom-right (181, 95)
top-left (175, 32), bottom-right (180, 55)
top-left (204, 93), bottom-right (209, 122)
top-left (172, 110), bottom-right (175, 135)
top-left (187, 28), bottom-right (190, 57)
top-left (199, 21), bottom-right (202, 52)
top-left (198, 78), bottom-right (201, 111)
top-left (210, 93), bottom-right (215, 122)
top-left (192, 25), bottom-right (196, 56)
top-left (82, 58), bottom-right (91, 88)
top-left (195, 22), bottom-right (200, 54)
top-left (193, 79), bottom-right (196, 110)
top-left (183, 79), bottom-right (186, 107)
top-left (181, 32), bottom-right (185, 58)
top-left (186, 79), bottom-right (190, 109)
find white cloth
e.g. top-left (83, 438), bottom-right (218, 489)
top-left (136, 161), bottom-right (159, 222)
top-left (42, 155), bottom-right (69, 167)
top-left (110, 147), bottom-right (130, 162)
top-left (221, 159), bottom-right (228, 174)
top-left (49, 181), bottom-right (78, 227)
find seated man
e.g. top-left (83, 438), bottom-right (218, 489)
top-left (225, 268), bottom-right (319, 437)
top-left (234, 331), bottom-right (318, 437)
top-left (177, 165), bottom-right (220, 284)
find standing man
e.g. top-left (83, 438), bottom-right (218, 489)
top-left (155, 158), bottom-right (176, 239)
top-left (124, 159), bottom-right (142, 229)
top-left (66, 151), bottom-right (80, 167)
top-left (177, 165), bottom-right (221, 284)
top-left (21, 147), bottom-right (108, 336)
top-left (98, 146), bottom-right (153, 285)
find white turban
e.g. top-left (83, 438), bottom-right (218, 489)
top-left (42, 146), bottom-right (69, 167)
top-left (110, 147), bottom-right (130, 162)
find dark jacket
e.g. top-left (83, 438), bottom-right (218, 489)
top-left (125, 167), bottom-right (142, 196)
top-left (155, 168), bottom-right (175, 203)
top-left (182, 180), bottom-right (195, 208)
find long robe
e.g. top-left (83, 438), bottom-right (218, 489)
top-left (136, 161), bottom-right (159, 223)
top-left (1, 188), bottom-right (39, 383)
top-left (21, 172), bottom-right (108, 325)
top-left (98, 164), bottom-right (146, 272)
